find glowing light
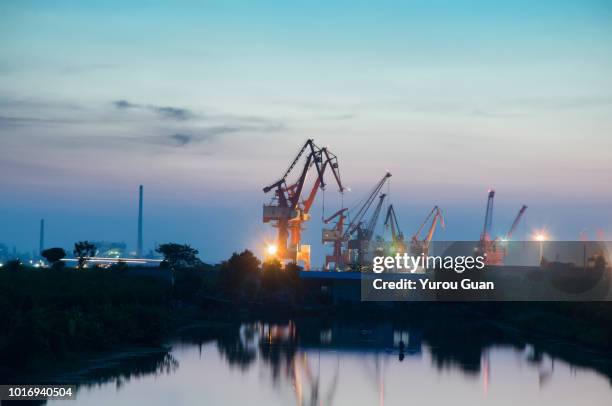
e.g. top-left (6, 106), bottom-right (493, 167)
top-left (266, 244), bottom-right (278, 256)
top-left (534, 233), bottom-right (547, 242)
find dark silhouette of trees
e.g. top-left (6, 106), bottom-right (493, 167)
top-left (219, 250), bottom-right (261, 301)
top-left (74, 241), bottom-right (96, 269)
top-left (261, 260), bottom-right (301, 302)
top-left (0, 269), bottom-right (172, 369)
top-left (156, 243), bottom-right (202, 269)
top-left (4, 259), bottom-right (22, 272)
top-left (41, 247), bottom-right (66, 269)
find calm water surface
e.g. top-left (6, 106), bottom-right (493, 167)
top-left (49, 320), bottom-right (612, 406)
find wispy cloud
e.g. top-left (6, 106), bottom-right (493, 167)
top-left (161, 123), bottom-right (281, 147)
top-left (61, 63), bottom-right (117, 74)
top-left (0, 96), bottom-right (286, 157)
top-left (112, 99), bottom-right (193, 120)
top-left (168, 133), bottom-right (194, 146)
top-left (0, 115), bottom-right (81, 128)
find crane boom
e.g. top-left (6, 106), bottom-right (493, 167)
top-left (264, 139), bottom-right (316, 193)
top-left (302, 148), bottom-right (344, 214)
top-left (481, 190), bottom-right (495, 242)
top-left (410, 206), bottom-right (444, 257)
top-left (344, 172), bottom-right (391, 238)
top-left (365, 194), bottom-right (386, 241)
top-left (324, 208), bottom-right (348, 224)
top-left (412, 206), bottom-right (444, 243)
top-left (424, 207), bottom-right (444, 243)
top-left (505, 205), bottom-right (527, 240)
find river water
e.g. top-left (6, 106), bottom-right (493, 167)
top-left (48, 319), bottom-right (612, 406)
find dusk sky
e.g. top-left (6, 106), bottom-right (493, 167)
top-left (1, 1), bottom-right (611, 265)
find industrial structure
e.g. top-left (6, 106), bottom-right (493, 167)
top-left (322, 208), bottom-right (348, 270)
top-left (263, 139), bottom-right (345, 269)
top-left (383, 204), bottom-right (406, 254)
top-left (323, 172), bottom-right (392, 270)
top-left (137, 184), bottom-right (143, 257)
top-left (410, 206), bottom-right (445, 257)
top-left (479, 190), bottom-right (528, 265)
top-left (262, 141), bottom-right (530, 271)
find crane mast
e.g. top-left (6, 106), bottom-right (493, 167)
top-left (481, 190), bottom-right (495, 242)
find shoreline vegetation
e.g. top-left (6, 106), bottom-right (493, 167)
top-left (1, 248), bottom-right (612, 384)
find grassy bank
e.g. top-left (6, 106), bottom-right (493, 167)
top-left (0, 268), bottom-right (174, 371)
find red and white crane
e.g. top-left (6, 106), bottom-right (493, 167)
top-left (263, 139), bottom-right (344, 269)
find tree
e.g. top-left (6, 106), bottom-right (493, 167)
top-left (261, 260), bottom-right (301, 302)
top-left (41, 247), bottom-right (66, 269)
top-left (73, 241), bottom-right (96, 270)
top-left (155, 243), bottom-right (202, 269)
top-left (219, 250), bottom-right (261, 300)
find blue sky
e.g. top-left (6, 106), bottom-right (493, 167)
top-left (1, 1), bottom-right (611, 264)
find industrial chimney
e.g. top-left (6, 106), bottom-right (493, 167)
top-left (39, 219), bottom-right (45, 257)
top-left (137, 185), bottom-right (143, 257)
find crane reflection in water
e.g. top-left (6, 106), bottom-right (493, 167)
top-left (54, 319), bottom-right (612, 406)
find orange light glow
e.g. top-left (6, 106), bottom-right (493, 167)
top-left (266, 244), bottom-right (278, 256)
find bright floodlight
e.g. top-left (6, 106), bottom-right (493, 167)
top-left (535, 233), bottom-right (546, 241)
top-left (267, 244), bottom-right (278, 256)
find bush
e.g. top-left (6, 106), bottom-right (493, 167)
top-left (0, 269), bottom-right (172, 367)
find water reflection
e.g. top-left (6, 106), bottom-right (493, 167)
top-left (49, 349), bottom-right (179, 389)
top-left (44, 319), bottom-right (612, 406)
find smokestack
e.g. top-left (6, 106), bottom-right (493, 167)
top-left (39, 219), bottom-right (45, 256)
top-left (137, 185), bottom-right (143, 257)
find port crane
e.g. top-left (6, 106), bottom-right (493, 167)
top-left (410, 206), bottom-right (445, 256)
top-left (322, 172), bottom-right (391, 270)
top-left (383, 204), bottom-right (406, 253)
top-left (479, 190), bottom-right (504, 265)
top-left (263, 139), bottom-right (344, 269)
top-left (322, 208), bottom-right (348, 270)
top-left (344, 172), bottom-right (392, 269)
top-left (348, 193), bottom-right (387, 267)
top-left (481, 190), bottom-right (495, 243)
top-left (479, 190), bottom-right (528, 265)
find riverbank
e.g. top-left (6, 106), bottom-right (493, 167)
top-left (2, 267), bottom-right (612, 383)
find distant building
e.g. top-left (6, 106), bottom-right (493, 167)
top-left (91, 241), bottom-right (127, 258)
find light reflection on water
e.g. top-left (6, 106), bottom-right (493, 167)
top-left (50, 321), bottom-right (612, 406)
